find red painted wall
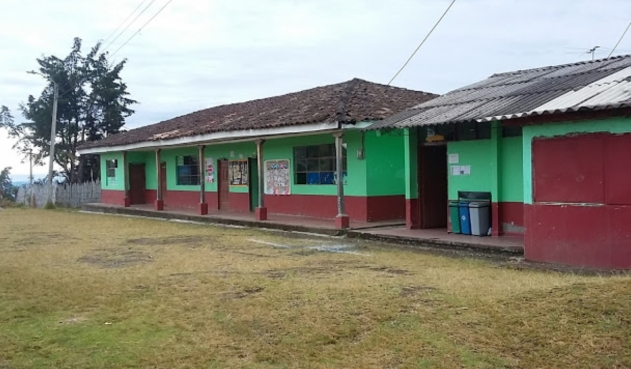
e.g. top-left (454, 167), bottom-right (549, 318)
top-left (499, 202), bottom-right (525, 236)
top-left (145, 190), bottom-right (157, 205)
top-left (229, 192), bottom-right (251, 212)
top-left (367, 196), bottom-right (405, 222)
top-left (529, 133), bottom-right (631, 269)
top-left (533, 134), bottom-right (605, 203)
top-left (264, 194), bottom-right (405, 222)
top-left (102, 190), bottom-right (126, 206)
top-left (525, 204), bottom-right (631, 269)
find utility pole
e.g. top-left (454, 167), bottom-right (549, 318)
top-left (29, 150), bottom-right (33, 207)
top-left (46, 82), bottom-right (59, 206)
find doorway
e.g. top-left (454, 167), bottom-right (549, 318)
top-left (159, 162), bottom-right (168, 206)
top-left (419, 144), bottom-right (448, 229)
top-left (218, 160), bottom-right (230, 210)
top-left (128, 163), bottom-right (146, 205)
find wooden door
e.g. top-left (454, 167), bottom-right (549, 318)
top-left (160, 162), bottom-right (168, 205)
top-left (128, 163), bottom-right (146, 205)
top-left (218, 160), bottom-right (230, 210)
top-left (419, 144), bottom-right (448, 229)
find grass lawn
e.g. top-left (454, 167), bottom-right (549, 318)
top-left (0, 208), bottom-right (630, 368)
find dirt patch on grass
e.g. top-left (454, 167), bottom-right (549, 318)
top-left (265, 265), bottom-right (345, 279)
top-left (400, 285), bottom-right (436, 297)
top-left (351, 264), bottom-right (413, 275)
top-left (222, 286), bottom-right (265, 299)
top-left (126, 236), bottom-right (204, 246)
top-left (231, 250), bottom-right (274, 258)
top-left (78, 249), bottom-right (153, 268)
top-left (59, 317), bottom-right (87, 325)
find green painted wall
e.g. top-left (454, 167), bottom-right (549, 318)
top-left (365, 130), bottom-right (406, 196)
top-left (264, 132), bottom-right (364, 196)
top-left (100, 152), bottom-right (124, 190)
top-left (446, 123), bottom-right (524, 203)
top-left (447, 139), bottom-right (495, 200)
top-left (99, 129), bottom-right (408, 198)
top-left (403, 128), bottom-right (419, 200)
top-left (145, 152), bottom-right (157, 190)
top-left (522, 117), bottom-right (631, 204)
top-left (499, 136), bottom-right (523, 202)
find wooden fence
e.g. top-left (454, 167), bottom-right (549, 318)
top-left (16, 181), bottom-right (101, 208)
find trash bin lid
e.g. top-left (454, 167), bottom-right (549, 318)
top-left (469, 201), bottom-right (490, 208)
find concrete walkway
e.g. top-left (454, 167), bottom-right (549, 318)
top-left (82, 203), bottom-right (524, 255)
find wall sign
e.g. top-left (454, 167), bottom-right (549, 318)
top-left (205, 158), bottom-right (215, 183)
top-left (265, 159), bottom-right (291, 195)
top-left (229, 160), bottom-right (249, 186)
top-left (448, 153), bottom-right (459, 164)
top-left (451, 165), bottom-right (471, 176)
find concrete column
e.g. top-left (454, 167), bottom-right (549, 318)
top-left (403, 128), bottom-right (420, 229)
top-left (334, 132), bottom-right (349, 229)
top-left (255, 139), bottom-right (267, 220)
top-left (122, 151), bottom-right (130, 207)
top-left (155, 149), bottom-right (163, 211)
top-left (198, 145), bottom-right (208, 215)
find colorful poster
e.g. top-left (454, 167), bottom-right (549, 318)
top-left (265, 159), bottom-right (291, 195)
top-left (229, 160), bottom-right (249, 186)
top-left (205, 158), bottom-right (214, 183)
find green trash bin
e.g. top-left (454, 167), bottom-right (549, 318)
top-left (449, 201), bottom-right (461, 234)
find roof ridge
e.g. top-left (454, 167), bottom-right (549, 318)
top-left (489, 54), bottom-right (631, 78)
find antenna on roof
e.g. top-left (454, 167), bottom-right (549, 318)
top-left (587, 46), bottom-right (600, 61)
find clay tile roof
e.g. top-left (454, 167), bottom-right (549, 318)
top-left (80, 78), bottom-right (437, 150)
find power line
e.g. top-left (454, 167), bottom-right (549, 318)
top-left (102, 0), bottom-right (150, 46)
top-left (102, 0), bottom-right (158, 53)
top-left (109, 0), bottom-right (175, 59)
top-left (608, 21), bottom-right (631, 58)
top-left (41, 0), bottom-right (173, 100)
top-left (387, 0), bottom-right (457, 86)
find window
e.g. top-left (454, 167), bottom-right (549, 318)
top-left (176, 155), bottom-right (200, 185)
top-left (106, 159), bottom-right (117, 186)
top-left (294, 144), bottom-right (347, 185)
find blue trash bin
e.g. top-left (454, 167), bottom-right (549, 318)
top-left (459, 201), bottom-right (472, 235)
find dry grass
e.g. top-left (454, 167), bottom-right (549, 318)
top-left (0, 208), bottom-right (630, 368)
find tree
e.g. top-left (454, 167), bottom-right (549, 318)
top-left (1, 38), bottom-right (137, 183)
top-left (0, 167), bottom-right (18, 202)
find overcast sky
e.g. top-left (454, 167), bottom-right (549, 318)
top-left (1, 0), bottom-right (630, 180)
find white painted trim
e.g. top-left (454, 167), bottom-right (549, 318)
top-left (78, 121), bottom-right (340, 154)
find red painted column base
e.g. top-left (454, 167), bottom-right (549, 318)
top-left (198, 203), bottom-right (208, 215)
top-left (335, 214), bottom-right (350, 229)
top-left (255, 207), bottom-right (268, 221)
top-left (155, 199), bottom-right (164, 211)
top-left (124, 197), bottom-right (131, 207)
top-left (406, 199), bottom-right (420, 230)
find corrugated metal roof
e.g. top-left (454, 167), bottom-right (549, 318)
top-left (368, 55), bottom-right (631, 130)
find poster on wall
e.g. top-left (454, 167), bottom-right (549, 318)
top-left (265, 159), bottom-right (291, 195)
top-left (229, 160), bottom-right (249, 186)
top-left (205, 158), bottom-right (215, 183)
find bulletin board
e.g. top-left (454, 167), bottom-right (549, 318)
top-left (264, 159), bottom-right (291, 195)
top-left (229, 160), bottom-right (249, 186)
